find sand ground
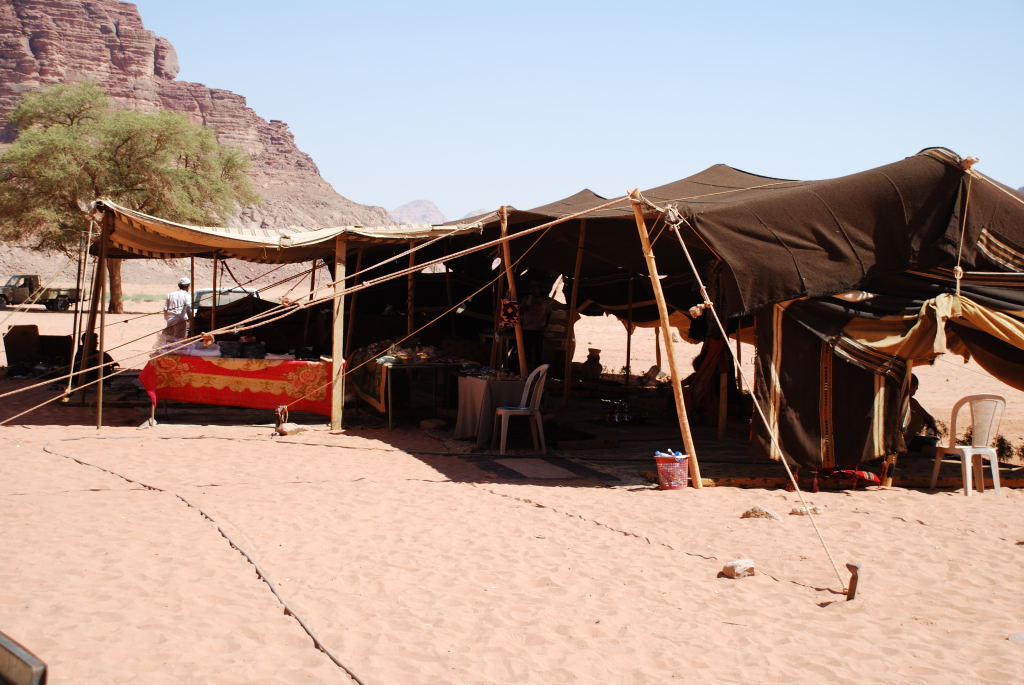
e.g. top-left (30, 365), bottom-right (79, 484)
top-left (1, 288), bottom-right (1023, 683)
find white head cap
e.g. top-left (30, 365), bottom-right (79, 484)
top-left (178, 277), bottom-right (191, 287)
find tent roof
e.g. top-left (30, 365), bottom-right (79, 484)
top-left (458, 148), bottom-right (1024, 318)
top-left (89, 199), bottom-right (484, 263)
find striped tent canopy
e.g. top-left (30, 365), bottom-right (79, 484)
top-left (88, 198), bottom-right (484, 263)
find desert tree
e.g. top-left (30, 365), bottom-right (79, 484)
top-left (0, 82), bottom-right (257, 312)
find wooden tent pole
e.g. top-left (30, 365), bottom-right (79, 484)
top-left (562, 220), bottom-right (586, 405)
top-left (629, 190), bottom-right (702, 487)
top-left (499, 206), bottom-right (529, 375)
top-left (345, 248), bottom-right (363, 357)
top-left (66, 226), bottom-right (93, 398)
top-left (407, 241), bottom-right (415, 336)
top-left (190, 257), bottom-right (196, 304)
top-left (309, 258), bottom-right (317, 302)
top-left (210, 256), bottom-right (219, 332)
top-left (77, 224), bottom-right (104, 398)
top-left (655, 325), bottom-right (662, 368)
top-left (70, 230), bottom-right (86, 356)
top-left (331, 236), bottom-right (347, 431)
top-left (94, 214), bottom-right (111, 429)
top-left (445, 260), bottom-right (455, 335)
top-left (735, 337), bottom-right (742, 390)
top-left (625, 275), bottom-right (634, 386)
top-left (489, 275), bottom-right (503, 368)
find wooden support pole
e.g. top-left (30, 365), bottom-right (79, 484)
top-left (309, 258), bottom-right (318, 301)
top-left (562, 220), bottom-right (587, 405)
top-left (331, 236), bottom-right (347, 431)
top-left (735, 336), bottom-right (743, 391)
top-left (625, 275), bottom-right (634, 386)
top-left (211, 256), bottom-right (219, 332)
top-left (77, 223), bottom-right (104, 396)
top-left (629, 190), bottom-right (702, 487)
top-left (66, 225), bottom-right (92, 397)
top-left (407, 241), bottom-right (415, 336)
top-left (70, 229), bottom-right (86, 353)
top-left (655, 325), bottom-right (662, 368)
top-left (489, 273), bottom-right (503, 368)
top-left (345, 248), bottom-right (363, 357)
top-left (499, 206), bottom-right (529, 375)
top-left (94, 215), bottom-right (110, 429)
top-left (445, 260), bottom-right (455, 335)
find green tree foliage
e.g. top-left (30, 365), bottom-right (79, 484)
top-left (0, 82), bottom-right (258, 310)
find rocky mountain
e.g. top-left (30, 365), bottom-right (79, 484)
top-left (390, 200), bottom-right (446, 225)
top-left (0, 0), bottom-right (390, 230)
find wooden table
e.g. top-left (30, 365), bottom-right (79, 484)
top-left (454, 375), bottom-right (526, 447)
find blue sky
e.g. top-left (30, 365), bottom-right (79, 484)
top-left (132, 0), bottom-right (1023, 220)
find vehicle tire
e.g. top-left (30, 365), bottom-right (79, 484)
top-left (0, 295), bottom-right (7, 309)
top-left (56, 297), bottom-right (70, 312)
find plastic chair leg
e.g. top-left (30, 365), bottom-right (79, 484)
top-left (961, 450), bottom-right (972, 496)
top-left (930, 449), bottom-right (945, 488)
top-left (989, 453), bottom-right (1002, 496)
top-left (973, 454), bottom-right (985, 493)
top-left (528, 413), bottom-right (539, 452)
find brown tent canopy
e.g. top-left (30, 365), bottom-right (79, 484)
top-left (456, 148), bottom-right (1024, 321)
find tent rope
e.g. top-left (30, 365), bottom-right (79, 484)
top-left (972, 168), bottom-right (1024, 207)
top-left (638, 191), bottom-right (848, 593)
top-left (953, 159), bottom-right (977, 296)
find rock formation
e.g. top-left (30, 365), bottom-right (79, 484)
top-left (0, 0), bottom-right (391, 229)
top-left (390, 200), bottom-right (446, 225)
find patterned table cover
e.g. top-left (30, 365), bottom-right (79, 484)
top-left (139, 354), bottom-right (334, 417)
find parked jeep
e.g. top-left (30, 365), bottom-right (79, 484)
top-left (0, 274), bottom-right (82, 311)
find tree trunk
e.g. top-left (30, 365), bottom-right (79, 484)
top-left (107, 257), bottom-right (124, 313)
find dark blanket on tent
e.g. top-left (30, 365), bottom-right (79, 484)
top-left (752, 270), bottom-right (1024, 470)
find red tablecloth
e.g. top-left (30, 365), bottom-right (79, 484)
top-left (139, 355), bottom-right (334, 416)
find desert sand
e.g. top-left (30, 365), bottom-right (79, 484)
top-left (1, 289), bottom-right (1022, 684)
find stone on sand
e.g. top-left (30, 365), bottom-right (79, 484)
top-left (722, 559), bottom-right (756, 578)
top-left (741, 505), bottom-right (780, 520)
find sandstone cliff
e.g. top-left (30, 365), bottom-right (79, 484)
top-left (0, 0), bottom-right (391, 230)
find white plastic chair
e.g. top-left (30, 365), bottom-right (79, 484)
top-left (493, 364), bottom-right (549, 455)
top-left (929, 394), bottom-right (1005, 496)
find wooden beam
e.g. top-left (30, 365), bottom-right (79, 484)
top-left (655, 325), bottom-right (662, 369)
top-left (331, 236), bottom-right (347, 430)
top-left (499, 206), bottom-right (529, 375)
top-left (308, 258), bottom-right (317, 302)
top-left (77, 222), bottom-right (104, 397)
top-left (190, 256), bottom-right (196, 309)
top-left (625, 275), bottom-right (634, 386)
top-left (210, 256), bottom-right (219, 332)
top-left (345, 248), bottom-right (363, 357)
top-left (629, 189), bottom-right (702, 487)
top-left (66, 225), bottom-right (92, 397)
top-left (94, 214), bottom-right (111, 429)
top-left (407, 241), bottom-right (415, 336)
top-left (562, 220), bottom-right (586, 405)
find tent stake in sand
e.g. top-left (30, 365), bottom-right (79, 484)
top-left (845, 562), bottom-right (861, 600)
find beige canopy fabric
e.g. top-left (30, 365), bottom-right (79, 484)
top-left (88, 199), bottom-right (484, 263)
top-left (843, 292), bottom-right (1024, 391)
